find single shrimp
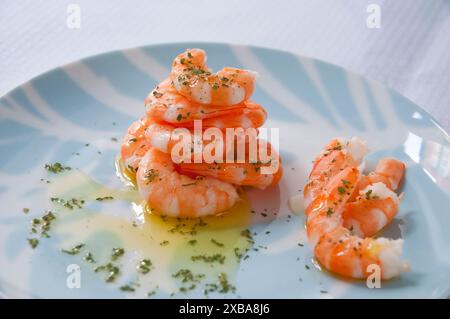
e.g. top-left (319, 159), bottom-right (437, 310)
top-left (120, 117), bottom-right (152, 172)
top-left (170, 48), bottom-right (256, 106)
top-left (306, 167), bottom-right (408, 279)
top-left (342, 158), bottom-right (405, 237)
top-left (343, 182), bottom-right (400, 237)
top-left (145, 78), bottom-right (246, 123)
top-left (144, 121), bottom-right (281, 189)
top-left (304, 137), bottom-right (368, 210)
top-left (178, 140), bottom-right (283, 189)
top-left (179, 101), bottom-right (267, 130)
top-left (136, 148), bottom-right (239, 217)
top-left (146, 79), bottom-right (266, 128)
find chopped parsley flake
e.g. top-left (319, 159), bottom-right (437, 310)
top-left (62, 243), bottom-right (85, 255)
top-left (160, 240), bottom-right (169, 246)
top-left (44, 162), bottom-right (72, 173)
top-left (326, 208), bottom-right (334, 217)
top-left (95, 196), bottom-right (114, 201)
top-left (188, 239), bottom-right (197, 246)
top-left (111, 247), bottom-right (125, 261)
top-left (137, 259), bottom-right (152, 274)
top-left (28, 238), bottom-right (39, 249)
top-left (119, 284), bottom-right (135, 292)
top-left (84, 252), bottom-right (96, 263)
top-left (211, 239), bottom-right (224, 247)
top-left (144, 169), bottom-right (159, 184)
top-left (152, 91), bottom-right (163, 98)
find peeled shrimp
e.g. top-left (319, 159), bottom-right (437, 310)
top-left (343, 182), bottom-right (400, 237)
top-left (306, 167), bottom-right (408, 279)
top-left (304, 137), bottom-right (366, 209)
top-left (178, 140), bottom-right (283, 189)
top-left (146, 79), bottom-right (266, 128)
top-left (120, 118), bottom-right (151, 172)
top-left (343, 158), bottom-right (405, 237)
top-left (144, 121), bottom-right (281, 189)
top-left (137, 148), bottom-right (239, 217)
top-left (171, 48), bottom-right (256, 106)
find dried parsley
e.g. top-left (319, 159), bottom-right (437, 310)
top-left (62, 243), bottom-right (85, 255)
top-left (44, 162), bottom-right (71, 173)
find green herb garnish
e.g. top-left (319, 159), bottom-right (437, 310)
top-left (95, 196), bottom-right (114, 201)
top-left (84, 252), bottom-right (96, 263)
top-left (137, 259), bottom-right (152, 274)
top-left (144, 169), bottom-right (159, 184)
top-left (111, 247), bottom-right (125, 261)
top-left (326, 208), bottom-right (334, 217)
top-left (44, 162), bottom-right (71, 173)
top-left (188, 239), bottom-right (197, 246)
top-left (120, 284), bottom-right (136, 292)
top-left (160, 240), bottom-right (169, 246)
top-left (211, 239), bottom-right (224, 247)
top-left (62, 243), bottom-right (85, 255)
top-left (28, 238), bottom-right (39, 249)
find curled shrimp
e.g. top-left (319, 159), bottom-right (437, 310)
top-left (343, 182), bottom-right (400, 237)
top-left (306, 167), bottom-right (409, 279)
top-left (170, 48), bottom-right (256, 106)
top-left (144, 121), bottom-right (282, 189)
top-left (120, 118), bottom-right (151, 172)
top-left (146, 79), bottom-right (266, 129)
top-left (137, 148), bottom-right (239, 217)
top-left (304, 137), bottom-right (366, 209)
top-left (178, 140), bottom-right (283, 189)
top-left (343, 158), bottom-right (405, 237)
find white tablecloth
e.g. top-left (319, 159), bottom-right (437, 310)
top-left (1, 0), bottom-right (449, 131)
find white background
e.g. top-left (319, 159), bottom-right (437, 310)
top-left (1, 0), bottom-right (449, 131)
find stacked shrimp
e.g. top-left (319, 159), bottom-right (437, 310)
top-left (121, 49), bottom-right (282, 218)
top-left (303, 137), bottom-right (409, 280)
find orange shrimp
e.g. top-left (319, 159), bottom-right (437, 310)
top-left (178, 140), bottom-right (283, 189)
top-left (120, 117), bottom-right (152, 172)
top-left (304, 138), bottom-right (364, 210)
top-left (342, 158), bottom-right (405, 237)
top-left (144, 121), bottom-right (281, 189)
top-left (170, 48), bottom-right (256, 106)
top-left (306, 167), bottom-right (408, 279)
top-left (146, 79), bottom-right (266, 128)
top-left (136, 148), bottom-right (239, 217)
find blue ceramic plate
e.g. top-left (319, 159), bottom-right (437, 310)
top-left (0, 43), bottom-right (449, 298)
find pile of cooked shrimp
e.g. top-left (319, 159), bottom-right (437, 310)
top-left (121, 49), bottom-right (282, 218)
top-left (303, 137), bottom-right (409, 280)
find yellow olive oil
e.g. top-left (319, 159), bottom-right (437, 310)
top-left (46, 159), bottom-right (253, 296)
